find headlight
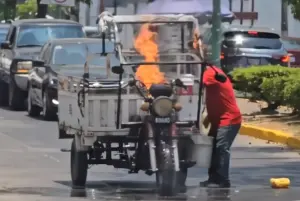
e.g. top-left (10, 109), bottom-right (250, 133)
top-left (152, 96), bottom-right (173, 117)
top-left (50, 79), bottom-right (58, 85)
top-left (17, 61), bottom-right (32, 73)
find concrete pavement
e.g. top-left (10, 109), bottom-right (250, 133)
top-left (0, 107), bottom-right (299, 200)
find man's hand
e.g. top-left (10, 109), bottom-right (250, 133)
top-left (203, 115), bottom-right (210, 128)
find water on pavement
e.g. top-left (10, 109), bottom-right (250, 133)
top-left (0, 108), bottom-right (299, 201)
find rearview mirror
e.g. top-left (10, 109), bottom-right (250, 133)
top-left (174, 78), bottom-right (187, 89)
top-left (33, 59), bottom-right (45, 67)
top-left (111, 66), bottom-right (124, 75)
top-left (1, 41), bottom-right (10, 49)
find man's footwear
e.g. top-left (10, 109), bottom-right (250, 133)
top-left (199, 179), bottom-right (218, 187)
top-left (207, 181), bottom-right (231, 188)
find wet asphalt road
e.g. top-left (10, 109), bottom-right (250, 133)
top-left (0, 107), bottom-right (299, 200)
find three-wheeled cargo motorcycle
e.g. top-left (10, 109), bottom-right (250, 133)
top-left (57, 12), bottom-right (217, 196)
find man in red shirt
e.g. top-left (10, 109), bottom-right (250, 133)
top-left (200, 65), bottom-right (242, 188)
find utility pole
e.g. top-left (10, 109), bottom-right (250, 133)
top-left (100, 0), bottom-right (104, 13)
top-left (211, 0), bottom-right (221, 67)
top-left (113, 0), bottom-right (117, 15)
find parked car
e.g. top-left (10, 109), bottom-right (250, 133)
top-left (202, 25), bottom-right (291, 73)
top-left (27, 38), bottom-right (119, 120)
top-left (281, 38), bottom-right (300, 67)
top-left (0, 19), bottom-right (86, 110)
top-left (0, 24), bottom-right (10, 43)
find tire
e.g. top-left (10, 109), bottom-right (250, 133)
top-left (8, 77), bottom-right (25, 110)
top-left (0, 80), bottom-right (8, 106)
top-left (176, 168), bottom-right (187, 192)
top-left (71, 138), bottom-right (88, 188)
top-left (156, 144), bottom-right (177, 196)
top-left (42, 88), bottom-right (57, 121)
top-left (27, 85), bottom-right (41, 117)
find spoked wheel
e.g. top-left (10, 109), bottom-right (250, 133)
top-left (70, 139), bottom-right (88, 189)
top-left (155, 144), bottom-right (177, 196)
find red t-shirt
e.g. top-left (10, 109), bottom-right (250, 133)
top-left (203, 66), bottom-right (242, 128)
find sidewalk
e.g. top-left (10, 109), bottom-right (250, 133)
top-left (237, 98), bottom-right (300, 149)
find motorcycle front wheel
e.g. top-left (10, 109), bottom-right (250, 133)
top-left (155, 143), bottom-right (177, 196)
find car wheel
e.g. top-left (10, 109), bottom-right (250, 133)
top-left (0, 80), bottom-right (8, 106)
top-left (8, 77), bottom-right (26, 111)
top-left (27, 85), bottom-right (41, 117)
top-left (42, 88), bottom-right (57, 121)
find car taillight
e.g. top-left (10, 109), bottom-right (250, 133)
top-left (220, 52), bottom-right (224, 59)
top-left (281, 55), bottom-right (290, 63)
top-left (177, 85), bottom-right (193, 95)
top-left (248, 31), bottom-right (258, 35)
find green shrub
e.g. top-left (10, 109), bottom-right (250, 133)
top-left (231, 65), bottom-right (300, 109)
top-left (283, 73), bottom-right (300, 111)
top-left (260, 76), bottom-right (289, 109)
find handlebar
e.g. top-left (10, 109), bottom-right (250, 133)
top-left (128, 77), bottom-right (187, 99)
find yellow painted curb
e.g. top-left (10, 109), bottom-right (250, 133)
top-left (240, 124), bottom-right (300, 149)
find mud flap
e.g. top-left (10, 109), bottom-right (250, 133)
top-left (58, 128), bottom-right (73, 139)
top-left (74, 135), bottom-right (91, 152)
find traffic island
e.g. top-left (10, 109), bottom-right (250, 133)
top-left (240, 124), bottom-right (300, 149)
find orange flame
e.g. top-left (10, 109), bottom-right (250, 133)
top-left (134, 24), bottom-right (166, 89)
top-left (193, 29), bottom-right (200, 49)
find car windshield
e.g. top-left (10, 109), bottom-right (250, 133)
top-left (16, 24), bottom-right (85, 47)
top-left (223, 31), bottom-right (282, 49)
top-left (0, 28), bottom-right (8, 43)
top-left (51, 41), bottom-right (121, 78)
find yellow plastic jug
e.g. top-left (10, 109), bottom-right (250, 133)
top-left (270, 178), bottom-right (290, 188)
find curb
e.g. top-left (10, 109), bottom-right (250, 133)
top-left (240, 124), bottom-right (300, 149)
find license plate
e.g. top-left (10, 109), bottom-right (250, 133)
top-left (155, 117), bottom-right (171, 123)
top-left (248, 58), bottom-right (260, 65)
top-left (290, 57), bottom-right (296, 63)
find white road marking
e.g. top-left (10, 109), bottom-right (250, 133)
top-left (0, 132), bottom-right (33, 150)
top-left (43, 154), bottom-right (60, 163)
top-left (0, 132), bottom-right (61, 163)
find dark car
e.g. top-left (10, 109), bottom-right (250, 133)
top-left (281, 38), bottom-right (300, 66)
top-left (0, 19), bottom-right (86, 110)
top-left (27, 38), bottom-right (120, 120)
top-left (0, 24), bottom-right (9, 43)
top-left (202, 25), bottom-right (290, 73)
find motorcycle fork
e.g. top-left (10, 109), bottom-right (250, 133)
top-left (170, 123), bottom-right (180, 171)
top-left (147, 123), bottom-right (180, 172)
top-left (147, 122), bottom-right (157, 172)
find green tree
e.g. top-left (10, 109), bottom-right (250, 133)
top-left (16, 0), bottom-right (57, 19)
top-left (3, 0), bottom-right (17, 20)
top-left (16, 0), bottom-right (37, 19)
top-left (286, 0), bottom-right (300, 20)
top-left (36, 0), bottom-right (92, 19)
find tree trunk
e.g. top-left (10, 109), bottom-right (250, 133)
top-left (36, 0), bottom-right (48, 18)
